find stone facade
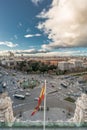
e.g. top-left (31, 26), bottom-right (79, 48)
top-left (0, 93), bottom-right (15, 123)
top-left (70, 93), bottom-right (87, 123)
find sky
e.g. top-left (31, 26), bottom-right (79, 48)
top-left (0, 0), bottom-right (87, 56)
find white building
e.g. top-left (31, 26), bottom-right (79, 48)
top-left (1, 59), bottom-right (16, 68)
top-left (58, 59), bottom-right (84, 71)
top-left (58, 61), bottom-right (69, 71)
top-left (74, 60), bottom-right (83, 68)
top-left (83, 63), bottom-right (87, 69)
top-left (69, 59), bottom-right (83, 68)
top-left (68, 63), bottom-right (74, 70)
top-left (1, 59), bottom-right (10, 66)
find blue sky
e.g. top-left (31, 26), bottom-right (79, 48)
top-left (0, 0), bottom-right (50, 50)
top-left (0, 0), bottom-right (87, 56)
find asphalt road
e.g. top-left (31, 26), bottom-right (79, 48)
top-left (0, 66), bottom-right (82, 117)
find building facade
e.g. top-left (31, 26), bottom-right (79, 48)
top-left (58, 61), bottom-right (69, 71)
top-left (58, 59), bottom-right (84, 71)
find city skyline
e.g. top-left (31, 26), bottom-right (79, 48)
top-left (0, 0), bottom-right (87, 56)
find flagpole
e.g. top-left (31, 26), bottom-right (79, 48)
top-left (43, 80), bottom-right (46, 130)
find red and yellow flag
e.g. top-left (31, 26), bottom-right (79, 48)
top-left (31, 85), bottom-right (45, 116)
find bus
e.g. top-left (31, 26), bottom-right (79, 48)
top-left (14, 94), bottom-right (25, 99)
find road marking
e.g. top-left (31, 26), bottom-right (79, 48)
top-left (13, 101), bottom-right (35, 109)
top-left (9, 89), bottom-right (19, 93)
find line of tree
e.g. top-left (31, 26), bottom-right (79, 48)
top-left (16, 60), bottom-right (57, 74)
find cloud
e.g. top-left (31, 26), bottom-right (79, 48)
top-left (26, 28), bottom-right (31, 33)
top-left (14, 35), bottom-right (18, 39)
top-left (15, 48), bottom-right (48, 54)
top-left (31, 0), bottom-right (43, 5)
top-left (19, 22), bottom-right (22, 27)
top-left (17, 49), bottom-right (37, 54)
top-left (24, 33), bottom-right (41, 38)
top-left (37, 0), bottom-right (87, 50)
top-left (17, 22), bottom-right (22, 28)
top-left (0, 47), bottom-right (87, 56)
top-left (0, 41), bottom-right (18, 48)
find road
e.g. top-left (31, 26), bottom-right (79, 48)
top-left (1, 66), bottom-right (84, 118)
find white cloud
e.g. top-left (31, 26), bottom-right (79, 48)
top-left (37, 0), bottom-right (87, 50)
top-left (22, 49), bottom-right (36, 53)
top-left (24, 33), bottom-right (41, 38)
top-left (0, 48), bottom-right (87, 56)
top-left (31, 0), bottom-right (43, 5)
top-left (17, 22), bottom-right (22, 28)
top-left (26, 28), bottom-right (31, 33)
top-left (19, 22), bottom-right (22, 27)
top-left (14, 35), bottom-right (18, 39)
top-left (11, 48), bottom-right (87, 56)
top-left (15, 48), bottom-right (48, 54)
top-left (0, 41), bottom-right (18, 48)
top-left (35, 34), bottom-right (41, 36)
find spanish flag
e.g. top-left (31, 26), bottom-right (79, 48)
top-left (31, 85), bottom-right (45, 116)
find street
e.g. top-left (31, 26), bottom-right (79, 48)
top-left (0, 66), bottom-right (85, 120)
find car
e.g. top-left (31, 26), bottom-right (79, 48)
top-left (25, 92), bottom-right (31, 96)
top-left (61, 83), bottom-right (67, 88)
top-left (15, 91), bottom-right (18, 94)
top-left (34, 97), bottom-right (39, 101)
top-left (13, 81), bottom-right (15, 84)
top-left (2, 82), bottom-right (6, 88)
top-left (20, 89), bottom-right (24, 92)
top-left (5, 72), bottom-right (8, 75)
top-left (51, 85), bottom-right (55, 88)
top-left (27, 89), bottom-right (30, 92)
top-left (59, 87), bottom-right (62, 90)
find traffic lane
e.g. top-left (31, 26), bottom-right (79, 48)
top-left (9, 87), bottom-right (41, 107)
top-left (46, 95), bottom-right (75, 112)
top-left (12, 83), bottom-right (56, 107)
top-left (3, 73), bottom-right (73, 101)
top-left (13, 94), bottom-right (75, 116)
top-left (13, 102), bottom-right (36, 116)
top-left (1, 71), bottom-right (76, 112)
top-left (9, 89), bottom-right (75, 114)
top-left (12, 86), bottom-right (57, 115)
top-left (10, 82), bottom-right (64, 108)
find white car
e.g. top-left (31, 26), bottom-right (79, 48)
top-left (25, 93), bottom-right (31, 96)
top-left (20, 89), bottom-right (24, 92)
top-left (2, 82), bottom-right (6, 88)
top-left (34, 97), bottom-right (39, 101)
top-left (59, 87), bottom-right (62, 90)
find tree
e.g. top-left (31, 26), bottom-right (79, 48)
top-left (31, 62), bottom-right (40, 71)
top-left (27, 66), bottom-right (32, 73)
top-left (39, 63), bottom-right (48, 73)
